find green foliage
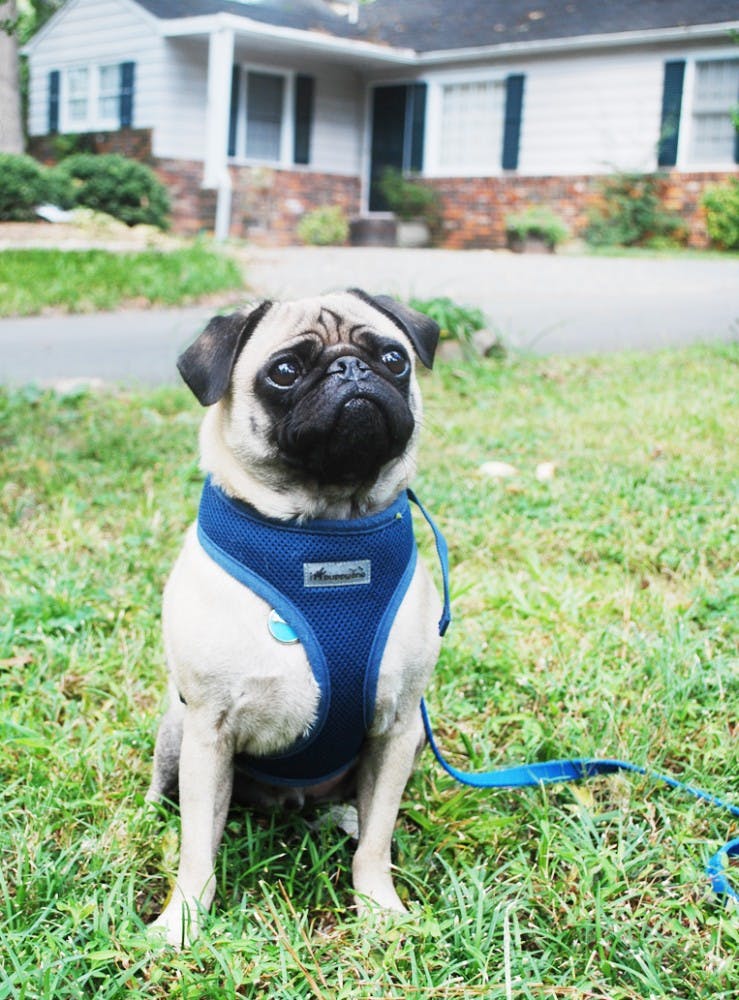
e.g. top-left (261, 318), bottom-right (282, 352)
top-left (505, 205), bottom-right (570, 247)
top-left (701, 176), bottom-right (739, 251)
top-left (410, 295), bottom-right (486, 350)
top-left (379, 167), bottom-right (441, 226)
top-left (296, 204), bottom-right (349, 246)
top-left (0, 152), bottom-right (51, 221)
top-left (0, 242), bottom-right (244, 316)
top-left (54, 153), bottom-right (171, 229)
top-left (585, 173), bottom-right (686, 248)
top-left (1, 345), bottom-right (737, 995)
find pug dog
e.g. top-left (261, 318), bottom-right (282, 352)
top-left (145, 289), bottom-right (444, 946)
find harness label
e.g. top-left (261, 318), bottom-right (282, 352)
top-left (303, 560), bottom-right (371, 588)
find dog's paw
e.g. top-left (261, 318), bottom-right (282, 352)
top-left (148, 899), bottom-right (202, 949)
top-left (353, 875), bottom-right (408, 916)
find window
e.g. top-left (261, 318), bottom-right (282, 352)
top-left (66, 67), bottom-right (89, 125)
top-left (438, 79), bottom-right (504, 172)
top-left (62, 63), bottom-right (123, 131)
top-left (245, 71), bottom-right (285, 161)
top-left (689, 59), bottom-right (739, 164)
top-left (98, 64), bottom-right (121, 122)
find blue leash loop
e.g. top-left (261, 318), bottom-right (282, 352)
top-left (413, 494), bottom-right (739, 904)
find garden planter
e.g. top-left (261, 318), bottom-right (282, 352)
top-left (396, 218), bottom-right (431, 248)
top-left (506, 234), bottom-right (555, 254)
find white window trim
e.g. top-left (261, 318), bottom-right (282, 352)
top-left (675, 47), bottom-right (739, 172)
top-left (423, 70), bottom-right (511, 178)
top-left (229, 63), bottom-right (295, 168)
top-left (59, 63), bottom-right (122, 134)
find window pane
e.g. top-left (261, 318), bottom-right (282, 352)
top-left (246, 72), bottom-right (284, 161)
top-left (67, 67), bottom-right (89, 122)
top-left (690, 59), bottom-right (739, 163)
top-left (98, 64), bottom-right (120, 121)
top-left (68, 67), bottom-right (88, 97)
top-left (439, 80), bottom-right (503, 171)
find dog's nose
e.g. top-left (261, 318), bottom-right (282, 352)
top-left (327, 356), bottom-right (370, 383)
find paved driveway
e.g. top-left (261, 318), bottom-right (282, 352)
top-left (1, 247), bottom-right (737, 387)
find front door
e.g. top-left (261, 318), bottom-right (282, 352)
top-left (368, 84), bottom-right (426, 212)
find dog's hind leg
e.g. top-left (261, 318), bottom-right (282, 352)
top-left (145, 680), bottom-right (185, 804)
top-left (352, 707), bottom-right (424, 914)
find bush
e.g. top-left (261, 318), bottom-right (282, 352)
top-left (378, 167), bottom-right (441, 228)
top-left (701, 177), bottom-right (739, 251)
top-left (585, 173), bottom-right (686, 248)
top-left (505, 206), bottom-right (570, 248)
top-left (410, 295), bottom-right (486, 353)
top-left (297, 205), bottom-right (349, 245)
top-left (54, 153), bottom-right (170, 229)
top-left (0, 154), bottom-right (52, 222)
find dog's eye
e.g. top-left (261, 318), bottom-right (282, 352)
top-left (381, 348), bottom-right (409, 377)
top-left (267, 357), bottom-right (302, 388)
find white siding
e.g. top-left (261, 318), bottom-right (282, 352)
top-left (154, 39), bottom-right (210, 161)
top-left (310, 66), bottom-right (363, 175)
top-left (519, 48), bottom-right (664, 176)
top-left (26, 0), bottom-right (164, 138)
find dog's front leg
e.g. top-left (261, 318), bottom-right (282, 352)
top-left (150, 708), bottom-right (233, 947)
top-left (352, 708), bottom-right (424, 914)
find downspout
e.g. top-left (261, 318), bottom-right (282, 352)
top-left (203, 23), bottom-right (235, 240)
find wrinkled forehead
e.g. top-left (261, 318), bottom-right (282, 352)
top-left (244, 293), bottom-right (413, 358)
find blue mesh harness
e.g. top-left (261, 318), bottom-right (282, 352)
top-left (197, 478), bottom-right (449, 787)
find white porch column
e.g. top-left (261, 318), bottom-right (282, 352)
top-left (203, 25), bottom-right (234, 189)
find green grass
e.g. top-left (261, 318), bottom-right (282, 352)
top-left (0, 242), bottom-right (244, 317)
top-left (1, 344), bottom-right (737, 998)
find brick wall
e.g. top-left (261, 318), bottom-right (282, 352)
top-left (427, 171), bottom-right (737, 250)
top-left (28, 128), bottom-right (153, 164)
top-left (24, 128), bottom-right (735, 248)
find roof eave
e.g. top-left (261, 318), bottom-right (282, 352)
top-left (416, 20), bottom-right (739, 65)
top-left (159, 11), bottom-right (417, 66)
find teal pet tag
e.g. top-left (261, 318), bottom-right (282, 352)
top-left (268, 609), bottom-right (299, 644)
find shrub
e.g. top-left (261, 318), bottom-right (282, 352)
top-left (378, 167), bottom-right (441, 229)
top-left (585, 173), bottom-right (686, 248)
top-left (701, 177), bottom-right (739, 251)
top-left (54, 153), bottom-right (170, 229)
top-left (297, 205), bottom-right (349, 245)
top-left (410, 295), bottom-right (486, 353)
top-left (505, 206), bottom-right (570, 248)
top-left (0, 154), bottom-right (52, 222)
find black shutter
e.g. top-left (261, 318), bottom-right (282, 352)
top-left (501, 74), bottom-right (525, 170)
top-left (119, 61), bottom-right (135, 128)
top-left (228, 64), bottom-right (240, 156)
top-left (293, 74), bottom-right (314, 165)
top-left (657, 60), bottom-right (685, 168)
top-left (48, 70), bottom-right (60, 134)
top-left (408, 83), bottom-right (426, 172)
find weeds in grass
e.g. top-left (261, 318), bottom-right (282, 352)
top-left (1, 346), bottom-right (737, 997)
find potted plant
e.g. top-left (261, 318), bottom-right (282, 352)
top-left (505, 206), bottom-right (570, 253)
top-left (378, 167), bottom-right (441, 247)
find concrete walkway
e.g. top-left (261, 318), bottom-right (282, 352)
top-left (1, 247), bottom-right (737, 388)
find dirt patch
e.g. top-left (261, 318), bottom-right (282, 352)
top-left (0, 220), bottom-right (183, 252)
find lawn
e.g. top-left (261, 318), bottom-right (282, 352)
top-left (1, 344), bottom-right (737, 999)
top-left (0, 242), bottom-right (244, 317)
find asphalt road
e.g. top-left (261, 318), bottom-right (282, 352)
top-left (1, 247), bottom-right (737, 388)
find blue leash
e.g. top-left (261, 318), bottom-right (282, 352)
top-left (411, 494), bottom-right (739, 904)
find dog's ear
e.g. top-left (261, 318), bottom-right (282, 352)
top-left (349, 289), bottom-right (440, 369)
top-left (177, 301), bottom-right (272, 405)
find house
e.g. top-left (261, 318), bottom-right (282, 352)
top-left (23, 0), bottom-right (739, 247)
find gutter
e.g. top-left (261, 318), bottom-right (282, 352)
top-left (415, 21), bottom-right (739, 65)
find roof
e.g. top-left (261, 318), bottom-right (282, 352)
top-left (132, 0), bottom-right (739, 52)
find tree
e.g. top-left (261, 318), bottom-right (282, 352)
top-left (0, 2), bottom-right (23, 152)
top-left (0, 1), bottom-right (63, 153)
